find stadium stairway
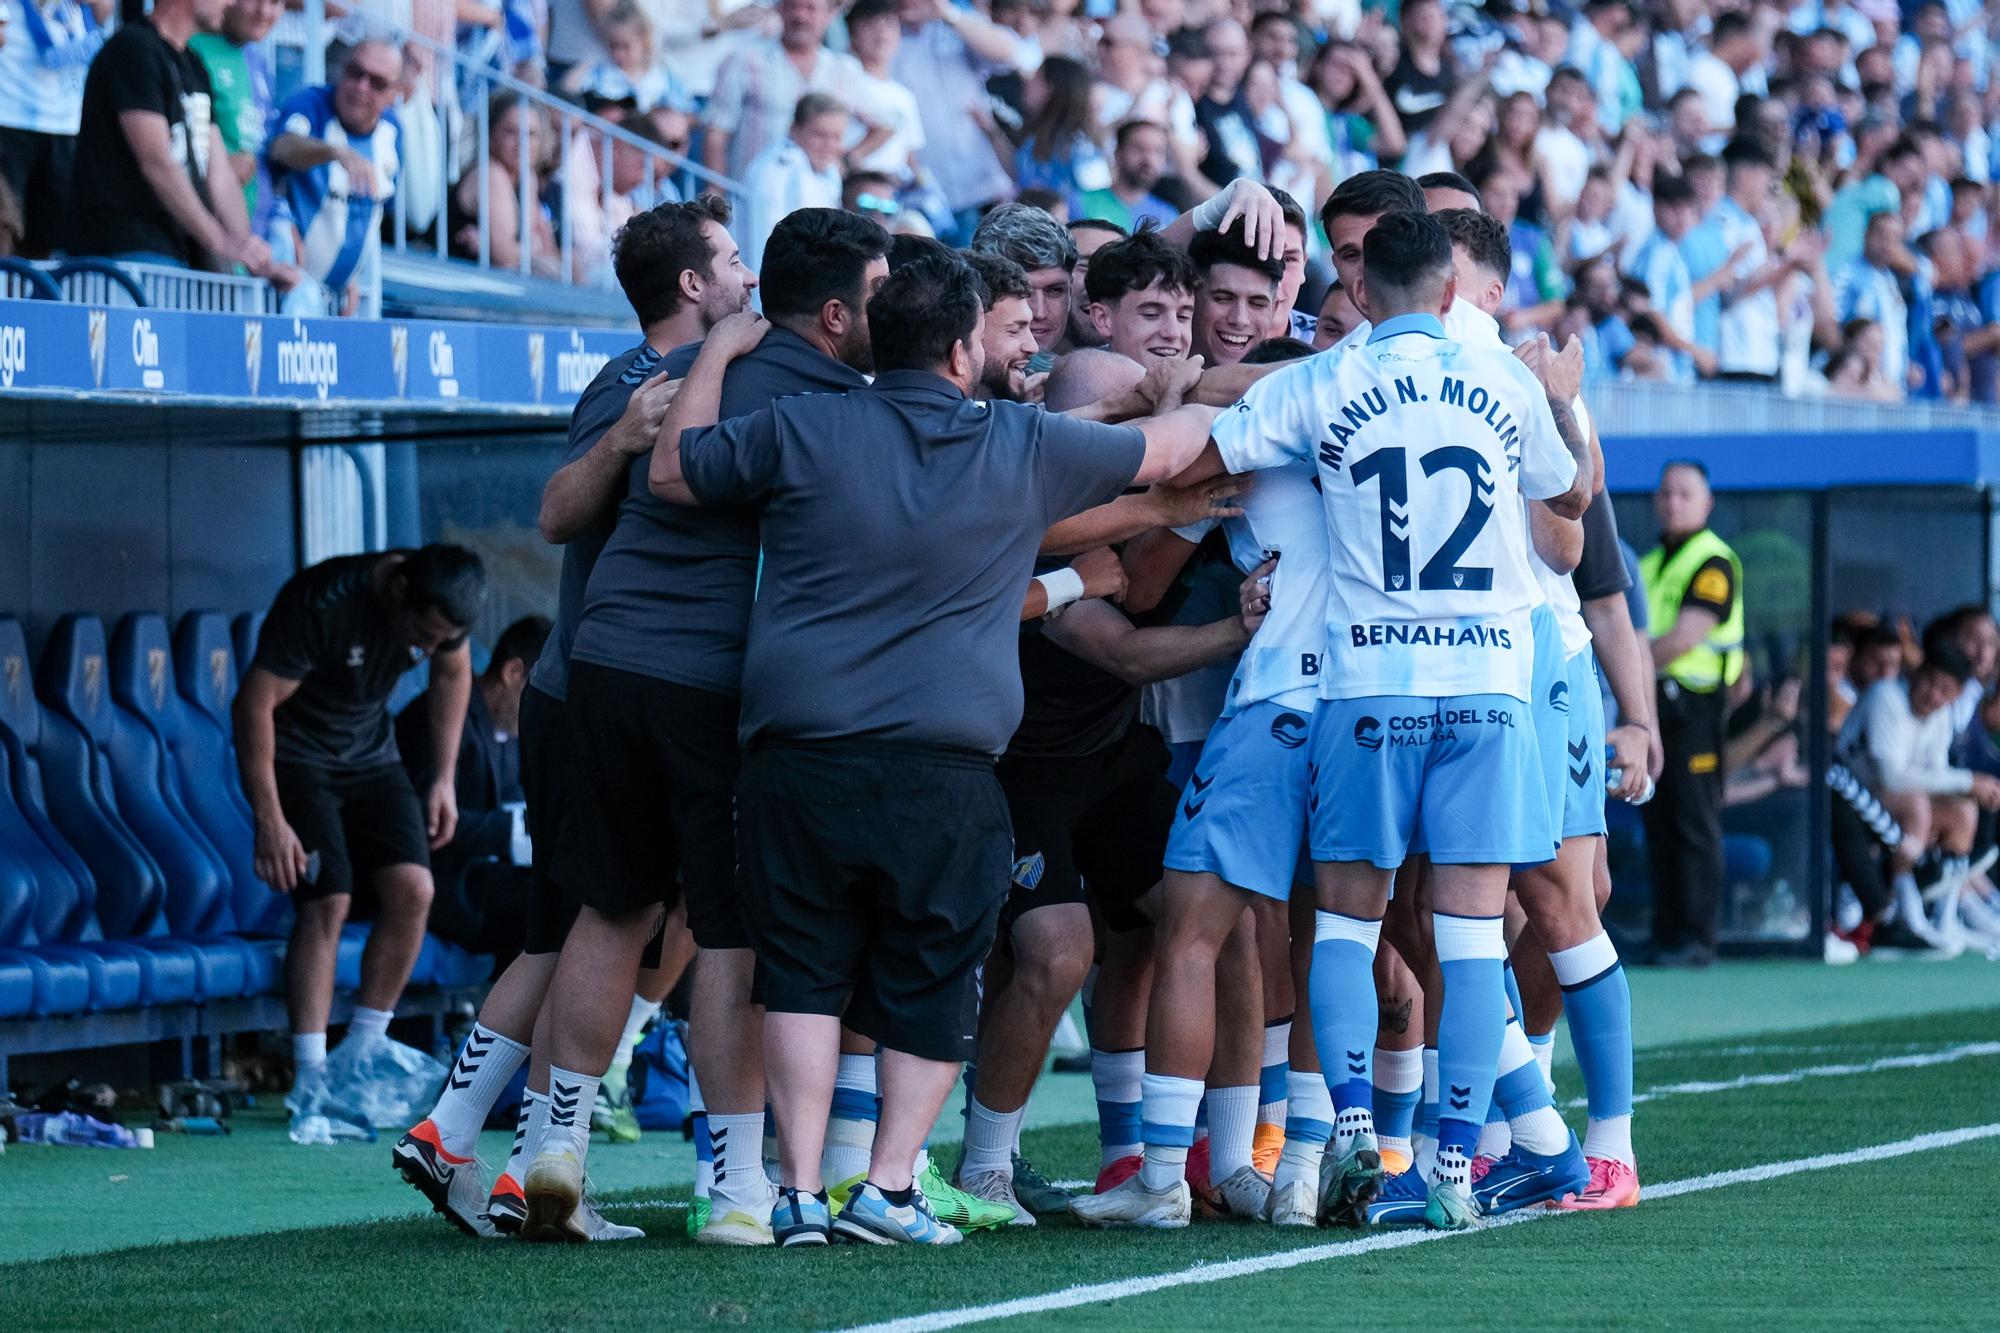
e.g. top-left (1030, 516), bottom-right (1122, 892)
top-left (0, 611), bottom-right (491, 1080)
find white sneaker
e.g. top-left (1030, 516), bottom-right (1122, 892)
top-left (697, 1183), bottom-right (777, 1247)
top-left (1263, 1177), bottom-right (1319, 1226)
top-left (1207, 1164), bottom-right (1272, 1219)
top-left (1068, 1171), bottom-right (1192, 1229)
top-left (567, 1199), bottom-right (645, 1241)
top-left (391, 1119), bottom-right (497, 1238)
top-left (520, 1149), bottom-right (644, 1242)
top-left (954, 1167), bottom-right (1036, 1227)
top-left (521, 1149), bottom-right (584, 1243)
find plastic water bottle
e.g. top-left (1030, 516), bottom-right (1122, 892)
top-left (1606, 744), bottom-right (1656, 806)
top-left (17, 1110), bottom-right (140, 1148)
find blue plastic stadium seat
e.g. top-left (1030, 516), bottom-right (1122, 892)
top-left (44, 615), bottom-right (258, 1001)
top-left (26, 616), bottom-right (200, 1006)
top-left (0, 951), bottom-right (37, 1018)
top-left (0, 617), bottom-right (151, 1011)
top-left (174, 611), bottom-right (289, 938)
top-left (109, 614), bottom-right (274, 996)
top-left (425, 936), bottom-right (494, 989)
top-left (231, 612), bottom-right (266, 689)
top-left (334, 923), bottom-right (372, 992)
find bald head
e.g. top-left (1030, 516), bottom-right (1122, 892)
top-left (1044, 348), bottom-right (1145, 413)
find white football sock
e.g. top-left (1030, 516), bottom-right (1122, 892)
top-left (542, 1066), bottom-right (599, 1164)
top-left (429, 1023), bottom-right (529, 1156)
top-left (961, 1096), bottom-right (1025, 1179)
top-left (1583, 1114), bottom-right (1635, 1167)
top-left (293, 1032), bottom-right (327, 1072)
top-left (1205, 1085), bottom-right (1258, 1180)
top-left (710, 1111), bottom-right (768, 1203)
top-left (503, 1090), bottom-right (545, 1181)
top-left (345, 1006), bottom-right (393, 1043)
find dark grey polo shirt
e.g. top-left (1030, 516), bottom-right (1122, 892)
top-left (568, 327), bottom-right (869, 697)
top-left (680, 369), bottom-right (1147, 755)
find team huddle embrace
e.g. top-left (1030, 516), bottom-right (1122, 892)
top-left (373, 166), bottom-right (1653, 1247)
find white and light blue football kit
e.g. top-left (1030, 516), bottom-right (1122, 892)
top-left (1162, 459), bottom-right (1329, 900)
top-left (1214, 311), bottom-right (1578, 869)
top-left (1521, 409), bottom-right (1609, 847)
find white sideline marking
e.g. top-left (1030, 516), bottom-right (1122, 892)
top-left (1564, 1040), bottom-right (2000, 1111)
top-left (835, 1123), bottom-right (2000, 1333)
top-left (609, 1045), bottom-right (2000, 1217)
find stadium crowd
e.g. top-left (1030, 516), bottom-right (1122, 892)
top-left (6, 0), bottom-right (2000, 396)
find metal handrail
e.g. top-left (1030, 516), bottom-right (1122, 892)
top-left (387, 26), bottom-right (748, 293)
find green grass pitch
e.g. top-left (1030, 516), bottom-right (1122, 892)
top-left (6, 959), bottom-right (2000, 1331)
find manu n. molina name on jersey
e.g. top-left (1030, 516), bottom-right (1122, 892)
top-left (1314, 372), bottom-right (1525, 474)
top-left (1350, 621), bottom-right (1514, 649)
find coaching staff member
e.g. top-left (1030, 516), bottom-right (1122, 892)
top-left (650, 253), bottom-right (1221, 1247)
top-left (235, 544), bottom-right (486, 1088)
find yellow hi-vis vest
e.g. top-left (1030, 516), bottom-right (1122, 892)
top-left (1639, 528), bottom-right (1745, 693)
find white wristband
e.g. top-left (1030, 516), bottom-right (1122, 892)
top-left (1035, 566), bottom-right (1087, 613)
top-left (1189, 185), bottom-right (1234, 233)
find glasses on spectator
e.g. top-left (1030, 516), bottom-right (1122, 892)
top-left (343, 66), bottom-right (397, 93)
top-left (853, 192), bottom-right (901, 217)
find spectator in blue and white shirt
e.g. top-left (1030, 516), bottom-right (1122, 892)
top-left (1837, 210), bottom-right (1911, 398)
top-left (1625, 173), bottom-right (1712, 383)
top-left (267, 37), bottom-right (402, 315)
top-left (739, 92), bottom-right (847, 280)
top-left (0, 0), bottom-right (108, 256)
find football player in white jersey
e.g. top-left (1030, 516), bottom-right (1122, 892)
top-left (1070, 340), bottom-right (1334, 1230)
top-left (1180, 210), bottom-right (1591, 1231)
top-left (1427, 210), bottom-right (1646, 1214)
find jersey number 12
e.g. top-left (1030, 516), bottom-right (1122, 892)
top-left (1350, 445), bottom-right (1495, 593)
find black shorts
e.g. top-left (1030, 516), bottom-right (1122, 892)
top-left (275, 763), bottom-right (431, 903)
top-left (996, 724), bottom-right (1175, 934)
top-left (519, 683), bottom-right (582, 955)
top-left (549, 661), bottom-right (739, 934)
top-left (0, 127), bottom-right (76, 255)
top-left (735, 742), bottom-right (1013, 1063)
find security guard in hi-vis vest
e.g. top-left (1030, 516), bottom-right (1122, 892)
top-left (1638, 461), bottom-right (1743, 967)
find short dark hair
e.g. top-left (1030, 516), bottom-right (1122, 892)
top-left (612, 195), bottom-right (732, 326)
top-left (1189, 220), bottom-right (1284, 283)
top-left (1113, 119), bottom-right (1169, 151)
top-left (1070, 217), bottom-right (1129, 241)
top-left (1319, 169), bottom-right (1427, 238)
top-left (1661, 457), bottom-right (1710, 482)
top-left (1434, 207), bottom-right (1511, 280)
top-left (1711, 10), bottom-right (1751, 45)
top-left (1416, 170), bottom-right (1482, 207)
top-left (1924, 605), bottom-right (1993, 658)
top-left (793, 91), bottom-right (845, 126)
top-left (1084, 226), bottom-right (1200, 305)
top-left (1721, 136), bottom-right (1773, 173)
top-left (1920, 640), bottom-right (1975, 685)
top-left (1653, 172), bottom-right (1696, 208)
top-left (961, 248), bottom-right (1032, 303)
top-left (867, 252), bottom-right (985, 373)
top-left (760, 207), bottom-right (890, 320)
top-left (398, 545), bottom-right (487, 629)
top-left (971, 201), bottom-right (1078, 272)
top-left (1244, 336), bottom-right (1314, 364)
top-left (489, 615), bottom-right (552, 672)
top-left (1361, 210), bottom-right (1452, 303)
top-left (888, 233), bottom-right (955, 272)
top-left (1683, 152), bottom-right (1723, 177)
top-left (1248, 9), bottom-right (1292, 34)
top-left (1266, 185), bottom-right (1308, 235)
top-left (847, 0), bottom-right (896, 24)
top-left (1881, 133), bottom-right (1924, 167)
